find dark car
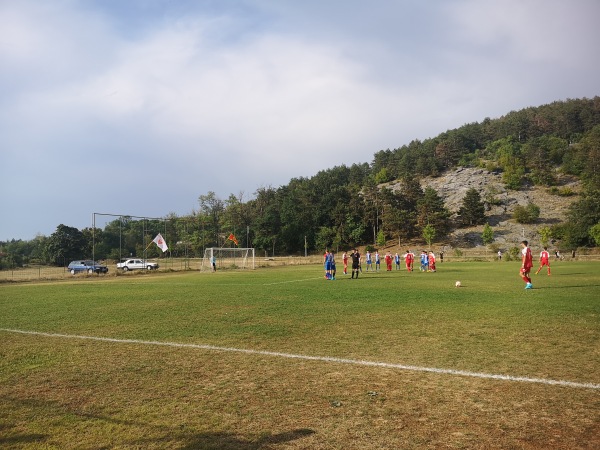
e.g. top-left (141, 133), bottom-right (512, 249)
top-left (67, 260), bottom-right (109, 275)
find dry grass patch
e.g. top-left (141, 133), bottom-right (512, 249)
top-left (1, 333), bottom-right (599, 449)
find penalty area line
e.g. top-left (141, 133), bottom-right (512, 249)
top-left (262, 277), bottom-right (324, 285)
top-left (1, 328), bottom-right (599, 390)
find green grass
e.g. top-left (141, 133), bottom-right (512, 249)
top-left (1, 261), bottom-right (599, 449)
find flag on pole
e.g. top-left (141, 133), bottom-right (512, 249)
top-left (227, 233), bottom-right (239, 246)
top-left (153, 233), bottom-right (169, 252)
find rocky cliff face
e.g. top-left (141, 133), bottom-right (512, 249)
top-left (390, 167), bottom-right (581, 249)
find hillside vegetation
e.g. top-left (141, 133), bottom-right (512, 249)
top-left (2, 97), bottom-right (600, 266)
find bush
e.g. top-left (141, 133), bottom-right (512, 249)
top-left (507, 246), bottom-right (521, 261)
top-left (513, 202), bottom-right (540, 224)
top-left (547, 186), bottom-right (576, 197)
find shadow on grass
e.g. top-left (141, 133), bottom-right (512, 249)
top-left (2, 396), bottom-right (315, 449)
top-left (178, 429), bottom-right (316, 450)
top-left (0, 432), bottom-right (48, 446)
top-left (528, 284), bottom-right (600, 289)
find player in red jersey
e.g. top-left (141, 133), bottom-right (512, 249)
top-left (428, 251), bottom-right (436, 272)
top-left (520, 240), bottom-right (534, 289)
top-left (535, 246), bottom-right (551, 275)
top-left (385, 251), bottom-right (393, 271)
top-left (404, 250), bottom-right (414, 272)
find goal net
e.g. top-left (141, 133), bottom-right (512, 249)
top-left (202, 247), bottom-right (255, 270)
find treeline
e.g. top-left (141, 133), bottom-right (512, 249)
top-left (2, 97), bottom-right (600, 268)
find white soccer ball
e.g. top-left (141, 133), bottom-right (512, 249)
top-left (455, 281), bottom-right (461, 288)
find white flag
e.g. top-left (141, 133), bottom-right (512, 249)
top-left (153, 233), bottom-right (169, 252)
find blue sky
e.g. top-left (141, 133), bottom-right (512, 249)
top-left (1, 0), bottom-right (599, 240)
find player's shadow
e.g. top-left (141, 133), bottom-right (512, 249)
top-left (533, 284), bottom-right (600, 289)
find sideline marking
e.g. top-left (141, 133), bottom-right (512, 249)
top-left (2, 328), bottom-right (599, 390)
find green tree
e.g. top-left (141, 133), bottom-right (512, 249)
top-left (384, 177), bottom-right (423, 240)
top-left (561, 189), bottom-right (600, 248)
top-left (580, 125), bottom-right (600, 190)
top-left (523, 139), bottom-right (557, 186)
top-left (488, 137), bottom-right (525, 189)
top-left (458, 188), bottom-right (486, 226)
top-left (345, 213), bottom-right (366, 247)
top-left (417, 187), bottom-right (451, 236)
top-left (374, 167), bottom-right (390, 184)
top-left (315, 226), bottom-right (336, 251)
top-left (250, 186), bottom-right (281, 255)
top-left (589, 223), bottom-right (600, 246)
top-left (376, 230), bottom-right (386, 247)
top-left (538, 226), bottom-right (552, 247)
top-left (482, 223), bottom-right (494, 246)
top-left (422, 224), bottom-right (436, 248)
top-left (198, 191), bottom-right (225, 246)
top-left (279, 179), bottom-right (317, 253)
top-left (44, 224), bottom-right (87, 266)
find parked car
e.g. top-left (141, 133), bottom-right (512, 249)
top-left (67, 260), bottom-right (109, 275)
top-left (116, 258), bottom-right (159, 271)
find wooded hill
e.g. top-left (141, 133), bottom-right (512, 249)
top-left (3, 97), bottom-right (600, 266)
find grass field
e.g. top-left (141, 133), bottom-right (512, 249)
top-left (1, 261), bottom-right (599, 449)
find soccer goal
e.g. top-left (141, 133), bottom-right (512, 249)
top-left (202, 247), bottom-right (255, 270)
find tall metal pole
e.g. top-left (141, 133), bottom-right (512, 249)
top-left (92, 213), bottom-right (95, 263)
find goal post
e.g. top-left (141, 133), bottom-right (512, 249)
top-left (202, 247), bottom-right (255, 270)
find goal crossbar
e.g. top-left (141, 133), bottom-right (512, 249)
top-left (202, 247), bottom-right (255, 270)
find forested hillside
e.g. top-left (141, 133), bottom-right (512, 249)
top-left (3, 97), bottom-right (600, 267)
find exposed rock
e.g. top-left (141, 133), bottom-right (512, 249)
top-left (387, 167), bottom-right (581, 250)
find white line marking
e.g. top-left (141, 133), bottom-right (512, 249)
top-left (2, 328), bottom-right (598, 390)
top-left (262, 277), bottom-right (324, 285)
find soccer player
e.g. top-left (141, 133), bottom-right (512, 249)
top-left (365, 251), bottom-right (373, 271)
top-left (420, 251), bottom-right (428, 272)
top-left (324, 250), bottom-right (331, 279)
top-left (350, 249), bottom-right (361, 279)
top-left (330, 251), bottom-right (336, 280)
top-left (385, 251), bottom-right (393, 271)
top-left (342, 251), bottom-right (348, 275)
top-left (535, 247), bottom-right (551, 275)
top-left (375, 251), bottom-right (381, 271)
top-left (404, 250), bottom-right (414, 272)
top-left (520, 240), bottom-right (534, 289)
top-left (428, 251), bottom-right (436, 272)
top-left (394, 252), bottom-right (400, 270)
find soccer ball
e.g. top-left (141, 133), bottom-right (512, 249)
top-left (455, 281), bottom-right (461, 288)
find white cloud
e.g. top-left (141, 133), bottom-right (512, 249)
top-left (1, 0), bottom-right (600, 239)
top-left (449, 0), bottom-right (600, 66)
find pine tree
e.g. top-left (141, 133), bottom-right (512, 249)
top-left (458, 188), bottom-right (486, 226)
top-left (417, 187), bottom-right (451, 235)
